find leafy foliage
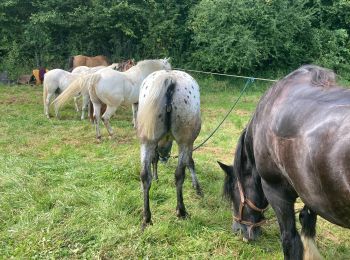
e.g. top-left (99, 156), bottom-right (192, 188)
top-left (0, 0), bottom-right (349, 79)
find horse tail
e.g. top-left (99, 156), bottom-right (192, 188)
top-left (137, 77), bottom-right (176, 140)
top-left (53, 74), bottom-right (101, 111)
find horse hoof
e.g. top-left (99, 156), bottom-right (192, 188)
top-left (176, 208), bottom-right (189, 219)
top-left (196, 188), bottom-right (204, 197)
top-left (141, 220), bottom-right (153, 231)
top-left (96, 137), bottom-right (102, 143)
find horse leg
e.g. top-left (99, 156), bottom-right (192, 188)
top-left (140, 142), bottom-right (157, 229)
top-left (54, 93), bottom-right (61, 118)
top-left (45, 92), bottom-right (54, 118)
top-left (93, 102), bottom-right (102, 141)
top-left (175, 144), bottom-right (190, 218)
top-left (81, 94), bottom-right (89, 120)
top-left (262, 180), bottom-right (303, 260)
top-left (73, 96), bottom-right (80, 112)
top-left (152, 150), bottom-right (159, 180)
top-left (132, 103), bottom-right (138, 128)
top-left (299, 206), bottom-right (322, 259)
top-left (187, 156), bottom-right (203, 196)
top-left (102, 105), bottom-right (119, 138)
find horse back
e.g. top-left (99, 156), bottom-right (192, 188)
top-left (253, 82), bottom-right (350, 227)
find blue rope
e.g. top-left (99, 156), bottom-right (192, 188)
top-left (192, 77), bottom-right (255, 152)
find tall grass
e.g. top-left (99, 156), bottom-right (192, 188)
top-left (0, 82), bottom-right (349, 259)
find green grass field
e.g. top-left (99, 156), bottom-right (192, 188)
top-left (0, 78), bottom-right (349, 259)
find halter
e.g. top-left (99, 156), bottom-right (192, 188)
top-left (233, 180), bottom-right (268, 237)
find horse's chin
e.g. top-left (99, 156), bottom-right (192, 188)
top-left (232, 222), bottom-right (261, 241)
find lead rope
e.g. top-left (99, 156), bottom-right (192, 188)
top-left (193, 77), bottom-right (255, 152)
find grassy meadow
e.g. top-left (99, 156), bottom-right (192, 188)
top-left (0, 76), bottom-right (349, 259)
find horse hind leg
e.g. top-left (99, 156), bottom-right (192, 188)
top-left (93, 102), bottom-right (102, 141)
top-left (102, 104), bottom-right (119, 139)
top-left (175, 144), bottom-right (192, 218)
top-left (140, 142), bottom-right (157, 229)
top-left (299, 206), bottom-right (322, 260)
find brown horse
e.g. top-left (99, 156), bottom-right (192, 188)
top-left (88, 59), bottom-right (136, 122)
top-left (219, 65), bottom-right (350, 259)
top-left (69, 55), bottom-right (109, 70)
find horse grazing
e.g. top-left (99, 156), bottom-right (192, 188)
top-left (88, 59), bottom-right (136, 122)
top-left (53, 59), bottom-right (171, 140)
top-left (137, 70), bottom-right (202, 229)
top-left (69, 55), bottom-right (109, 70)
top-left (218, 65), bottom-right (350, 259)
top-left (43, 69), bottom-right (81, 118)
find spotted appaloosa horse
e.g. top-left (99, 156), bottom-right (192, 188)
top-left (219, 65), bottom-right (350, 259)
top-left (137, 70), bottom-right (202, 229)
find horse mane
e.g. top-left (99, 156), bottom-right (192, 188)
top-left (223, 128), bottom-right (247, 202)
top-left (281, 65), bottom-right (337, 88)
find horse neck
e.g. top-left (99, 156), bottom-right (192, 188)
top-left (125, 64), bottom-right (159, 86)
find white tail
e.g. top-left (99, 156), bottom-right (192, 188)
top-left (301, 234), bottom-right (322, 260)
top-left (137, 78), bottom-right (175, 140)
top-left (52, 74), bottom-right (101, 110)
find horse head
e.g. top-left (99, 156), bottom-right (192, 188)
top-left (157, 135), bottom-right (173, 162)
top-left (218, 129), bottom-right (268, 241)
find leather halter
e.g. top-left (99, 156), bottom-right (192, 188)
top-left (233, 180), bottom-right (268, 236)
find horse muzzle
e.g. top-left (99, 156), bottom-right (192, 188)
top-left (232, 221), bottom-right (262, 241)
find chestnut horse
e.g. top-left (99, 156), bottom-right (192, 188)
top-left (219, 65), bottom-right (350, 259)
top-left (69, 55), bottom-right (109, 70)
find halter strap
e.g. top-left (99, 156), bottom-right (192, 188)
top-left (234, 180), bottom-right (268, 232)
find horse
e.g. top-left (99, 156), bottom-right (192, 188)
top-left (53, 59), bottom-right (171, 140)
top-left (218, 65), bottom-right (350, 259)
top-left (89, 59), bottom-right (136, 122)
top-left (68, 55), bottom-right (109, 70)
top-left (137, 70), bottom-right (202, 229)
top-left (43, 69), bottom-right (82, 118)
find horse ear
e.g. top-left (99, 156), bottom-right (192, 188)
top-left (217, 161), bottom-right (234, 177)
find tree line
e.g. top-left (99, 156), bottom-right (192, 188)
top-left (1, 0), bottom-right (350, 79)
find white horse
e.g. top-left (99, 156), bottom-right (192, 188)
top-left (43, 69), bottom-right (83, 118)
top-left (137, 70), bottom-right (202, 229)
top-left (53, 59), bottom-right (171, 140)
top-left (71, 65), bottom-right (110, 120)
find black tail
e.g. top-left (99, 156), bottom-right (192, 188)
top-left (164, 79), bottom-right (176, 132)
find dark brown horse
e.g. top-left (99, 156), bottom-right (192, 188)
top-left (69, 55), bottom-right (109, 70)
top-left (219, 65), bottom-right (350, 259)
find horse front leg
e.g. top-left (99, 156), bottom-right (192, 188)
top-left (152, 150), bottom-right (159, 181)
top-left (299, 206), bottom-right (322, 259)
top-left (187, 153), bottom-right (203, 197)
top-left (132, 103), bottom-right (138, 129)
top-left (140, 142), bottom-right (157, 229)
top-left (262, 180), bottom-right (303, 260)
top-left (81, 94), bottom-right (90, 120)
